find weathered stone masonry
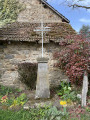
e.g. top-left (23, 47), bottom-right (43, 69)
top-left (0, 42), bottom-right (68, 89)
top-left (18, 0), bottom-right (63, 23)
top-left (0, 0), bottom-right (75, 89)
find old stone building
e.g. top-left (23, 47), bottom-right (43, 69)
top-left (0, 0), bottom-right (75, 89)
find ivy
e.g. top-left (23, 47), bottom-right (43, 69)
top-left (0, 0), bottom-right (24, 27)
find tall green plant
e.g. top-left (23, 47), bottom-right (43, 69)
top-left (57, 81), bottom-right (71, 96)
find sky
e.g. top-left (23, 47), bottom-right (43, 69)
top-left (47, 0), bottom-right (90, 32)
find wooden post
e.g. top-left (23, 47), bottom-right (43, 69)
top-left (81, 70), bottom-right (88, 107)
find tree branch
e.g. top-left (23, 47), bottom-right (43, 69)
top-left (68, 4), bottom-right (90, 9)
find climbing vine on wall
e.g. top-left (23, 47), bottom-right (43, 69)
top-left (0, 0), bottom-right (24, 27)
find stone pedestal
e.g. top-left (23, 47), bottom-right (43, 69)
top-left (35, 57), bottom-right (50, 99)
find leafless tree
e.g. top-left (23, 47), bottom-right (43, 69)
top-left (66, 0), bottom-right (90, 9)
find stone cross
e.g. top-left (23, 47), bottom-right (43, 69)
top-left (82, 71), bottom-right (88, 107)
top-left (34, 2), bottom-right (50, 99)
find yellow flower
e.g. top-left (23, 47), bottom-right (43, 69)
top-left (20, 101), bottom-right (25, 106)
top-left (60, 101), bottom-right (67, 106)
top-left (1, 99), bottom-right (7, 103)
top-left (13, 100), bottom-right (18, 105)
top-left (10, 105), bottom-right (14, 108)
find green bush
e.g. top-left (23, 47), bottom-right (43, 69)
top-left (57, 81), bottom-right (77, 102)
top-left (18, 62), bottom-right (37, 90)
top-left (57, 81), bottom-right (71, 96)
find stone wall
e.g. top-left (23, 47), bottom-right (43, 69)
top-left (17, 0), bottom-right (62, 23)
top-left (0, 41), bottom-right (68, 89)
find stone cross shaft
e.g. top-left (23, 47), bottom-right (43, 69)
top-left (34, 21), bottom-right (50, 57)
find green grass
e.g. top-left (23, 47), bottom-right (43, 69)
top-left (0, 109), bottom-right (90, 120)
top-left (0, 109), bottom-right (43, 120)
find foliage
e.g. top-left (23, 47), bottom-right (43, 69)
top-left (9, 93), bottom-right (27, 108)
top-left (61, 91), bottom-right (77, 102)
top-left (18, 62), bottom-right (37, 90)
top-left (80, 114), bottom-right (90, 120)
top-left (86, 107), bottom-right (90, 112)
top-left (79, 25), bottom-right (90, 40)
top-left (0, 108), bottom-right (90, 120)
top-left (0, 84), bottom-right (89, 120)
top-left (57, 81), bottom-right (71, 96)
top-left (0, 85), bottom-right (26, 108)
top-left (0, 85), bottom-right (21, 96)
top-left (0, 85), bottom-right (12, 96)
top-left (0, 93), bottom-right (27, 108)
top-left (41, 106), bottom-right (69, 120)
top-left (29, 107), bottom-right (48, 119)
top-left (0, 107), bottom-right (62, 120)
top-left (0, 106), bottom-right (51, 120)
top-left (0, 0), bottom-right (24, 27)
top-left (0, 95), bottom-right (8, 105)
top-left (0, 109), bottom-right (37, 120)
top-left (54, 34), bottom-right (90, 84)
top-left (57, 82), bottom-right (78, 102)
